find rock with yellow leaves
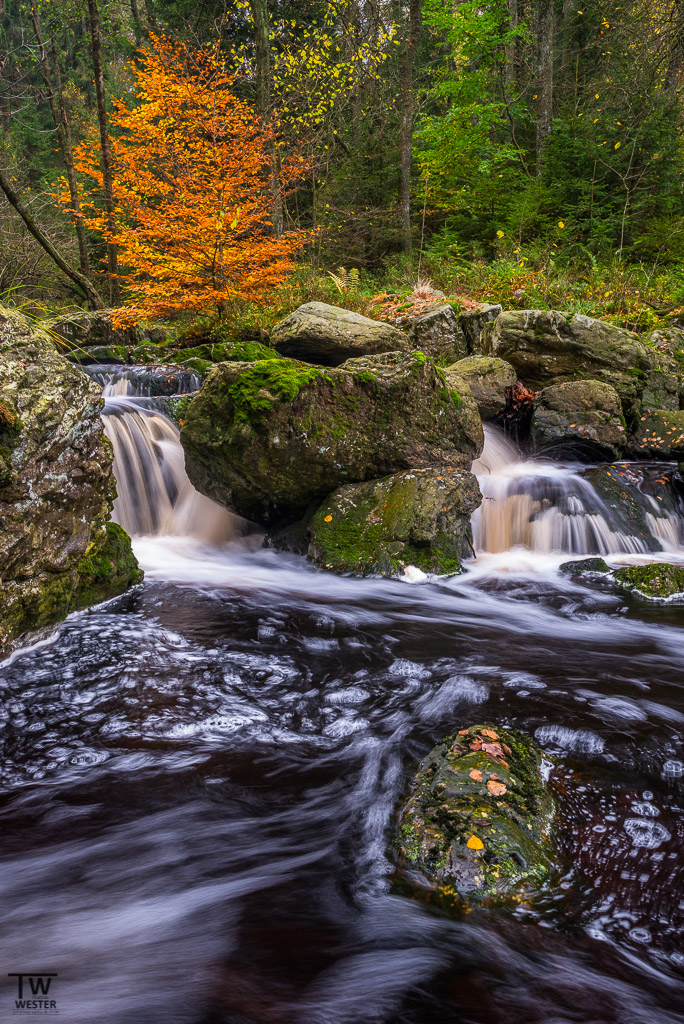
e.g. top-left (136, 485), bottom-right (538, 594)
top-left (393, 724), bottom-right (556, 907)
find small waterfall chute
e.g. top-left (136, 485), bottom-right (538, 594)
top-left (91, 366), bottom-right (240, 543)
top-left (472, 426), bottom-right (684, 557)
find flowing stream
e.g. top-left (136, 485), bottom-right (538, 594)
top-left (1, 366), bottom-right (683, 1023)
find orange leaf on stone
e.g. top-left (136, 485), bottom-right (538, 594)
top-left (482, 741), bottom-right (504, 758)
top-left (487, 780), bottom-right (507, 797)
top-left (466, 835), bottom-right (484, 851)
top-left (468, 769), bottom-right (483, 782)
top-left (481, 728), bottom-right (499, 740)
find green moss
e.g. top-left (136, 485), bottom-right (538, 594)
top-left (614, 562), bottom-right (684, 600)
top-left (224, 359), bottom-right (325, 424)
top-left (412, 350), bottom-right (428, 366)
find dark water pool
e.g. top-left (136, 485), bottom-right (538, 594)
top-left (0, 539), bottom-right (682, 1023)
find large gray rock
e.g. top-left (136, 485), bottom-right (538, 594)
top-left (448, 355), bottom-right (516, 420)
top-left (632, 409), bottom-right (684, 457)
top-left (530, 380), bottom-right (626, 459)
top-left (181, 351), bottom-right (484, 529)
top-left (271, 302), bottom-right (408, 366)
top-left (307, 468), bottom-right (481, 576)
top-left (0, 308), bottom-right (142, 656)
top-left (460, 303), bottom-right (502, 354)
top-left (408, 304), bottom-right (467, 362)
top-left (483, 310), bottom-right (675, 390)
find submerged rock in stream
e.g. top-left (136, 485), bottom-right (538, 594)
top-left (393, 724), bottom-right (556, 907)
top-left (613, 563), bottom-right (684, 601)
top-left (0, 307), bottom-right (142, 656)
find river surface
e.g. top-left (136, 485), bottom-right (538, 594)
top-left (0, 373), bottom-right (683, 1023)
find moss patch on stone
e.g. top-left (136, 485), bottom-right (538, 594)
top-left (307, 468), bottom-right (481, 577)
top-left (613, 562), bottom-right (684, 601)
top-left (560, 557), bottom-right (611, 575)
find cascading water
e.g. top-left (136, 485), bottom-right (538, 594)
top-left (472, 425), bottom-right (684, 557)
top-left (88, 366), bottom-right (240, 543)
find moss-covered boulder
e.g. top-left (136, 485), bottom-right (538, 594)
top-left (0, 307), bottom-right (142, 656)
top-left (271, 301), bottom-right (408, 366)
top-left (613, 563), bottom-right (684, 601)
top-left (181, 351), bottom-right (484, 528)
top-left (307, 468), bottom-right (481, 576)
top-left (448, 355), bottom-right (516, 420)
top-left (394, 724), bottom-right (556, 907)
top-left (560, 557), bottom-right (611, 575)
top-left (530, 380), bottom-right (626, 459)
top-left (632, 409), bottom-right (684, 457)
top-left (484, 310), bottom-right (675, 391)
top-left (460, 303), bottom-right (502, 354)
top-left (407, 304), bottom-right (467, 362)
top-left (640, 370), bottom-right (680, 412)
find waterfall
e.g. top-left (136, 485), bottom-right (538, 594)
top-left (472, 426), bottom-right (684, 557)
top-left (91, 367), bottom-right (239, 543)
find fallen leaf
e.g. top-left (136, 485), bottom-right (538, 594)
top-left (487, 780), bottom-right (507, 797)
top-left (489, 772), bottom-right (501, 781)
top-left (468, 769), bottom-right (483, 782)
top-left (458, 729), bottom-right (469, 735)
top-left (481, 728), bottom-right (499, 740)
top-left (469, 740), bottom-right (482, 751)
top-left (324, 514), bottom-right (333, 522)
top-left (467, 835), bottom-right (484, 850)
top-left (482, 741), bottom-right (504, 758)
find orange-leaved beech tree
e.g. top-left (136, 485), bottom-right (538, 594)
top-left (57, 34), bottom-right (307, 321)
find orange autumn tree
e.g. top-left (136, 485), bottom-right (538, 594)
top-left (59, 35), bottom-right (305, 320)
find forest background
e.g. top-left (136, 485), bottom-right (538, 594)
top-left (1, 0), bottom-right (683, 338)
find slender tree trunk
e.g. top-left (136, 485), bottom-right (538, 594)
top-left (0, 165), bottom-right (103, 308)
top-left (666, 0), bottom-right (684, 90)
top-left (130, 0), bottom-right (142, 45)
top-left (536, 0), bottom-right (554, 175)
top-left (504, 0), bottom-right (519, 91)
top-left (249, 0), bottom-right (283, 236)
top-left (399, 0), bottom-right (422, 253)
top-left (29, 1), bottom-right (92, 285)
top-left (50, 42), bottom-right (92, 278)
top-left (86, 0), bottom-right (120, 302)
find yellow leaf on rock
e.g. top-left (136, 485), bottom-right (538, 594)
top-left (467, 835), bottom-right (484, 850)
top-left (324, 514), bottom-right (333, 522)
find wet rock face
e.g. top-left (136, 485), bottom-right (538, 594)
top-left (632, 409), bottom-right (684, 458)
top-left (181, 352), bottom-right (484, 529)
top-left (394, 724), bottom-right (556, 906)
top-left (407, 304), bottom-right (467, 362)
top-left (0, 308), bottom-right (141, 655)
top-left (271, 301), bottom-right (408, 366)
top-left (460, 303), bottom-right (502, 354)
top-left (307, 468), bottom-right (481, 577)
top-left (484, 310), bottom-right (675, 391)
top-left (614, 563), bottom-right (684, 601)
top-left (448, 355), bottom-right (516, 420)
top-left (530, 380), bottom-right (626, 459)
top-left (560, 557), bottom-right (611, 575)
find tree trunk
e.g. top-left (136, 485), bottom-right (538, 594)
top-left (249, 0), bottom-right (283, 236)
top-left (0, 165), bottom-right (103, 309)
top-left (504, 0), bottom-right (519, 91)
top-left (399, 0), bottom-right (422, 253)
top-left (536, 0), bottom-right (554, 175)
top-left (86, 0), bottom-right (120, 302)
top-left (666, 0), bottom-right (684, 90)
top-left (29, 2), bottom-right (93, 288)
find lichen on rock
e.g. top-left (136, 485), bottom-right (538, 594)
top-left (0, 306), bottom-right (141, 656)
top-left (393, 724), bottom-right (556, 908)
